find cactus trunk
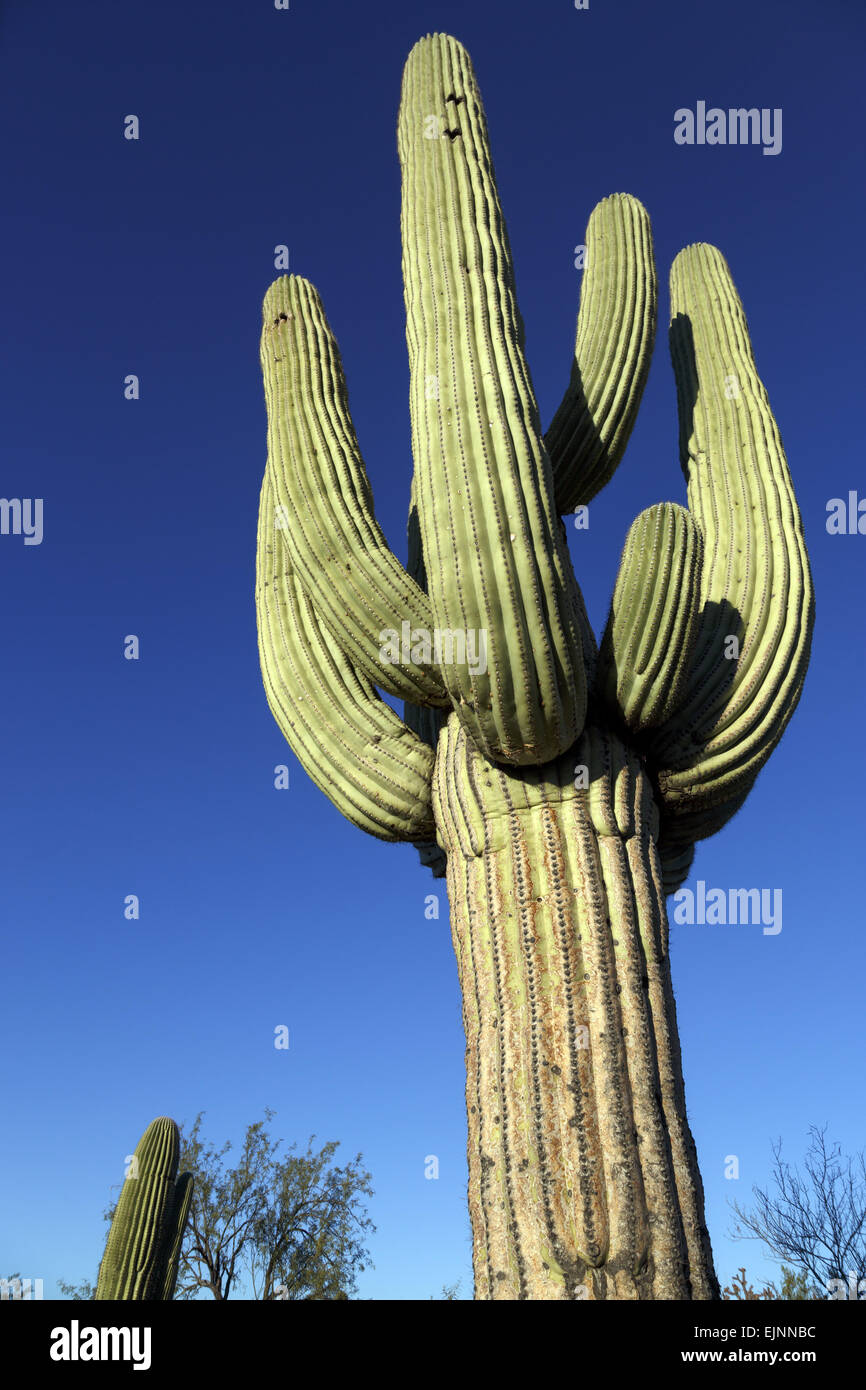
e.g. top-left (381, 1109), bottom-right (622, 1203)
top-left (434, 714), bottom-right (718, 1299)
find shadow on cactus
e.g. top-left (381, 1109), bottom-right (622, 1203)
top-left (254, 33), bottom-right (814, 1300)
top-left (95, 1118), bottom-right (193, 1300)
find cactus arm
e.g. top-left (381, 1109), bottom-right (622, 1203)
top-left (95, 1118), bottom-right (193, 1301)
top-left (643, 245), bottom-right (814, 829)
top-left (596, 502), bottom-right (703, 733)
top-left (256, 468), bottom-right (437, 843)
top-left (545, 195), bottom-right (658, 515)
top-left (398, 33), bottom-right (587, 766)
top-left (260, 275), bottom-right (449, 709)
top-left (658, 842), bottom-right (696, 897)
top-left (159, 1172), bottom-right (193, 1300)
top-left (658, 785), bottom-right (751, 864)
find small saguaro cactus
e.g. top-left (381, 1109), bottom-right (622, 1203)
top-left (95, 1117), bottom-right (193, 1300)
top-left (255, 34), bottom-right (813, 1300)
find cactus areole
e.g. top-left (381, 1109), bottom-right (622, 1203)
top-left (255, 34), bottom-right (813, 1300)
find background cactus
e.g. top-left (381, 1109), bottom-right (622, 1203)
top-left (255, 33), bottom-right (813, 1300)
top-left (95, 1117), bottom-right (193, 1300)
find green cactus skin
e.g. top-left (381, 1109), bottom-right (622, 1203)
top-left (545, 194), bottom-right (657, 515)
top-left (261, 276), bottom-right (450, 712)
top-left (433, 715), bottom-right (716, 1298)
top-left (644, 244), bottom-right (814, 823)
top-left (255, 33), bottom-right (813, 1299)
top-left (257, 471), bottom-right (438, 842)
top-left (398, 35), bottom-right (587, 766)
top-left (596, 502), bottom-right (703, 734)
top-left (94, 1118), bottom-right (193, 1301)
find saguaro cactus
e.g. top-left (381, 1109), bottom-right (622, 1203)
top-left (255, 33), bottom-right (813, 1299)
top-left (95, 1117), bottom-right (193, 1300)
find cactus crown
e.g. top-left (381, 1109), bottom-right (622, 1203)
top-left (255, 32), bottom-right (813, 893)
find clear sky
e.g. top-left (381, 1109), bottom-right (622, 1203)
top-left (1, 0), bottom-right (863, 1300)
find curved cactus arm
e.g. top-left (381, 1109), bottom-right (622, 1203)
top-left (659, 786), bottom-right (751, 857)
top-left (595, 502), bottom-right (703, 733)
top-left (659, 843), bottom-right (696, 897)
top-left (644, 244), bottom-right (814, 828)
top-left (545, 194), bottom-right (658, 515)
top-left (95, 1118), bottom-right (193, 1301)
top-left (257, 468), bottom-right (437, 843)
top-left (398, 32), bottom-right (587, 767)
top-left (261, 275), bottom-right (449, 709)
top-left (415, 840), bottom-right (447, 877)
top-left (656, 784), bottom-right (752, 898)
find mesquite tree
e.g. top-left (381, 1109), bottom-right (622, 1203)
top-left (254, 33), bottom-right (813, 1300)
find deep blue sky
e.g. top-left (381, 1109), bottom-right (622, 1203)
top-left (1, 0), bottom-right (863, 1300)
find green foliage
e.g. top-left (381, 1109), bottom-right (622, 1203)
top-left (777, 1266), bottom-right (821, 1300)
top-left (173, 1110), bottom-right (375, 1300)
top-left (56, 1278), bottom-right (95, 1300)
top-left (721, 1267), bottom-right (774, 1300)
top-left (722, 1266), bottom-right (821, 1300)
top-left (430, 1279), bottom-right (462, 1300)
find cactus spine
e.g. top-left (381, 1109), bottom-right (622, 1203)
top-left (255, 34), bottom-right (813, 1299)
top-left (95, 1117), bottom-right (193, 1300)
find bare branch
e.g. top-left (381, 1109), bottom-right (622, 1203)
top-left (728, 1127), bottom-right (866, 1297)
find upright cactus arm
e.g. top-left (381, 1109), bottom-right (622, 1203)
top-left (595, 502), bottom-right (703, 734)
top-left (594, 500), bottom-right (703, 897)
top-left (642, 245), bottom-right (814, 827)
top-left (545, 194), bottom-right (658, 515)
top-left (593, 247), bottom-right (813, 877)
top-left (159, 1173), bottom-right (193, 1300)
top-left (95, 1118), bottom-right (193, 1301)
top-left (260, 276), bottom-right (449, 710)
top-left (256, 468), bottom-right (437, 843)
top-left (398, 33), bottom-right (588, 767)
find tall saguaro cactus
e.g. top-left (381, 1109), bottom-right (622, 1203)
top-left (255, 34), bottom-right (813, 1299)
top-left (95, 1117), bottom-right (193, 1300)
